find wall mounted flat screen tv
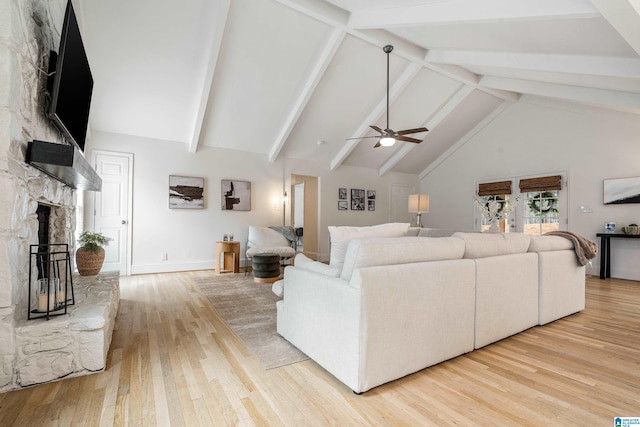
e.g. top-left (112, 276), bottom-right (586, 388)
top-left (48, 0), bottom-right (93, 153)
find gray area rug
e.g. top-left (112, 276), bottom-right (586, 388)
top-left (192, 273), bottom-right (308, 369)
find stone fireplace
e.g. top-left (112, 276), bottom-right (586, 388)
top-left (1, 0), bottom-right (119, 392)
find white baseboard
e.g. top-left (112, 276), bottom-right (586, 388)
top-left (131, 260), bottom-right (215, 275)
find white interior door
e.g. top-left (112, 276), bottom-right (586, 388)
top-left (90, 150), bottom-right (133, 275)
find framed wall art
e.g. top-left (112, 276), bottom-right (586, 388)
top-left (604, 176), bottom-right (640, 204)
top-left (339, 187), bottom-right (347, 200)
top-left (338, 200), bottom-right (348, 210)
top-left (169, 175), bottom-right (204, 209)
top-left (351, 188), bottom-right (365, 211)
top-left (221, 179), bottom-right (251, 211)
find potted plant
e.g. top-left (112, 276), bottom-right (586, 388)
top-left (76, 231), bottom-right (111, 276)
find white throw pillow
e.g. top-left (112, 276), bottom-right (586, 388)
top-left (328, 223), bottom-right (410, 271)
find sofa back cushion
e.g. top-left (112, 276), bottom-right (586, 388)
top-left (528, 235), bottom-right (574, 253)
top-left (328, 223), bottom-right (410, 271)
top-left (452, 232), bottom-right (531, 259)
top-left (418, 228), bottom-right (460, 238)
top-left (340, 236), bottom-right (465, 281)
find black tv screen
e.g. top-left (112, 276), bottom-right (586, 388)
top-left (48, 0), bottom-right (93, 153)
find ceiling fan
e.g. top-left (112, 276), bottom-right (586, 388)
top-left (347, 45), bottom-right (428, 148)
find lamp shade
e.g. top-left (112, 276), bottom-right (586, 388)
top-left (408, 194), bottom-right (429, 213)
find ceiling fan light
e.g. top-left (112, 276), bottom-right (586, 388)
top-left (380, 136), bottom-right (395, 147)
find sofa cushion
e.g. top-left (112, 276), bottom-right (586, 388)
top-left (528, 235), bottom-right (574, 253)
top-left (246, 246), bottom-right (295, 258)
top-left (406, 227), bottom-right (421, 236)
top-left (328, 223), bottom-right (410, 271)
top-left (453, 232), bottom-right (531, 259)
top-left (340, 236), bottom-right (465, 281)
top-left (418, 228), bottom-right (460, 238)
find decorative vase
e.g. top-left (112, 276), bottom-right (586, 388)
top-left (486, 221), bottom-right (501, 233)
top-left (75, 247), bottom-right (105, 276)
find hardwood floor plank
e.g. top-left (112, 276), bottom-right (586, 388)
top-left (1, 274), bottom-right (639, 426)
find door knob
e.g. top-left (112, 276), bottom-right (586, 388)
top-left (121, 220), bottom-right (127, 225)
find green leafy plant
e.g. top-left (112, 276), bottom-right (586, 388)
top-left (78, 231), bottom-right (111, 254)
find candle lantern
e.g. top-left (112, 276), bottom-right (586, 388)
top-left (28, 244), bottom-right (74, 320)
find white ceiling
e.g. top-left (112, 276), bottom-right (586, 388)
top-left (78, 0), bottom-right (640, 176)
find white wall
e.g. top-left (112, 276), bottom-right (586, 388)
top-left (87, 131), bottom-right (418, 272)
top-left (421, 99), bottom-right (640, 280)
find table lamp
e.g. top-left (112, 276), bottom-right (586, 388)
top-left (408, 194), bottom-right (429, 227)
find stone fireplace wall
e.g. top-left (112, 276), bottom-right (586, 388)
top-left (0, 0), bottom-right (78, 389)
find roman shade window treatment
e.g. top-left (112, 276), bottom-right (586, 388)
top-left (519, 175), bottom-right (562, 192)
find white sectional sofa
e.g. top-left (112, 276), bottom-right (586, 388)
top-left (276, 228), bottom-right (586, 393)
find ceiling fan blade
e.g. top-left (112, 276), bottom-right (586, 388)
top-left (396, 127), bottom-right (429, 135)
top-left (396, 135), bottom-right (422, 144)
top-left (345, 136), bottom-right (381, 140)
top-left (374, 141), bottom-right (382, 148)
top-left (369, 125), bottom-right (384, 134)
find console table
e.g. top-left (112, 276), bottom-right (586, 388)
top-left (596, 233), bottom-right (640, 279)
top-left (215, 241), bottom-right (240, 274)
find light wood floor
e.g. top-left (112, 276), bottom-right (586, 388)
top-left (1, 272), bottom-right (639, 426)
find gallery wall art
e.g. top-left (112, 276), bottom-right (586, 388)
top-left (603, 177), bottom-right (640, 204)
top-left (169, 175), bottom-right (204, 209)
top-left (337, 187), bottom-right (377, 211)
top-left (221, 179), bottom-right (251, 211)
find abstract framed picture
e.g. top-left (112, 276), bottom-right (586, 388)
top-left (351, 188), bottom-right (365, 211)
top-left (338, 200), bottom-right (348, 210)
top-left (367, 190), bottom-right (376, 200)
top-left (221, 179), bottom-right (251, 211)
top-left (339, 187), bottom-right (347, 200)
top-left (169, 175), bottom-right (204, 209)
top-left (368, 199), bottom-right (375, 211)
top-left (603, 177), bottom-right (640, 204)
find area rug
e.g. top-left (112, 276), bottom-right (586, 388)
top-left (192, 272), bottom-right (309, 369)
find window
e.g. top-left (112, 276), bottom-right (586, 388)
top-left (523, 191), bottom-right (560, 235)
top-left (476, 173), bottom-right (567, 235)
top-left (476, 180), bottom-right (513, 233)
top-left (519, 175), bottom-right (562, 236)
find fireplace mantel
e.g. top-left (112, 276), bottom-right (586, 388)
top-left (26, 140), bottom-right (102, 191)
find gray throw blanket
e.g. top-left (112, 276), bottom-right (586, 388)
top-left (269, 226), bottom-right (297, 246)
top-left (544, 231), bottom-right (598, 266)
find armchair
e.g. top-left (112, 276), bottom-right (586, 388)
top-left (245, 226), bottom-right (296, 274)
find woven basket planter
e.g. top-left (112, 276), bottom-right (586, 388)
top-left (623, 225), bottom-right (640, 235)
top-left (76, 247), bottom-right (106, 276)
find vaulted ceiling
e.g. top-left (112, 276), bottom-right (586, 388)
top-left (79, 0), bottom-right (640, 176)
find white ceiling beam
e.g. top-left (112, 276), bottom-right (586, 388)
top-left (272, 0), bottom-right (518, 104)
top-left (271, 0), bottom-right (350, 28)
top-left (330, 62), bottom-right (421, 171)
top-left (188, 0), bottom-right (230, 153)
top-left (268, 29), bottom-right (345, 162)
top-left (481, 76), bottom-right (640, 113)
top-left (419, 102), bottom-right (514, 179)
top-left (378, 85), bottom-right (476, 176)
top-left (426, 49), bottom-right (640, 80)
top-left (591, 0), bottom-right (640, 57)
top-left (349, 0), bottom-right (599, 29)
